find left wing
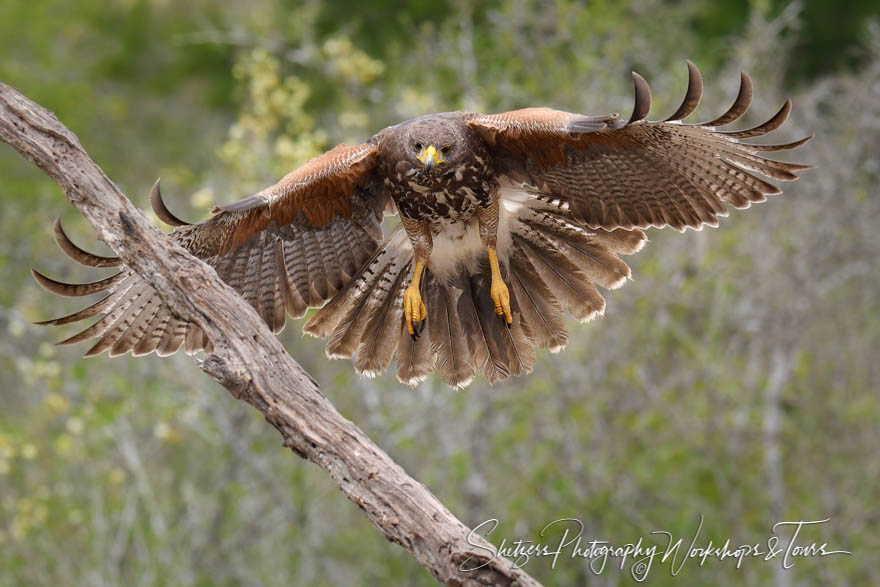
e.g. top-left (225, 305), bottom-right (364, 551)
top-left (468, 61), bottom-right (812, 231)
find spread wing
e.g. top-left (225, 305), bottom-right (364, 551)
top-left (33, 143), bottom-right (387, 357)
top-left (468, 61), bottom-right (812, 231)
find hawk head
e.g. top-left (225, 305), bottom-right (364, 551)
top-left (400, 116), bottom-right (469, 175)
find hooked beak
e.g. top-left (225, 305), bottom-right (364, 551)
top-left (418, 145), bottom-right (444, 171)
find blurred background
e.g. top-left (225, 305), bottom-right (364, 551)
top-left (1, 0), bottom-right (878, 585)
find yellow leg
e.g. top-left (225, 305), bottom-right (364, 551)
top-left (404, 260), bottom-right (428, 338)
top-left (488, 247), bottom-right (512, 325)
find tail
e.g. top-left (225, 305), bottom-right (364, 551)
top-left (304, 189), bottom-right (646, 388)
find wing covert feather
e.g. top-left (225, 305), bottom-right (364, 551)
top-left (212, 143), bottom-right (379, 253)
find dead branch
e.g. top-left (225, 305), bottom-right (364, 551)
top-left (0, 82), bottom-right (539, 587)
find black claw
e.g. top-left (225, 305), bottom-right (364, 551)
top-left (497, 313), bottom-right (512, 329)
top-left (409, 319), bottom-right (424, 341)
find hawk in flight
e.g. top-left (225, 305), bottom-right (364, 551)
top-left (34, 62), bottom-right (811, 388)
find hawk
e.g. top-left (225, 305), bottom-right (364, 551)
top-left (33, 62), bottom-right (811, 388)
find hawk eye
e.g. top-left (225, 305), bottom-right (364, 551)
top-left (440, 145), bottom-right (451, 155)
top-left (413, 142), bottom-right (423, 152)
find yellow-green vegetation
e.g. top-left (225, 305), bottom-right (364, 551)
top-left (1, 1), bottom-right (878, 585)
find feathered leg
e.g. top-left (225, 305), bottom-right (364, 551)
top-left (477, 197), bottom-right (512, 326)
top-left (399, 215), bottom-right (432, 340)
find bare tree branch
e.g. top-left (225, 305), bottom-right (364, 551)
top-left (0, 82), bottom-right (539, 587)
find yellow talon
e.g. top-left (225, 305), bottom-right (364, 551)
top-left (487, 247), bottom-right (512, 324)
top-left (404, 261), bottom-right (427, 338)
top-left (490, 278), bottom-right (511, 322)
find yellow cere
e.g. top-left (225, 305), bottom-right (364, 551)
top-left (417, 144), bottom-right (445, 166)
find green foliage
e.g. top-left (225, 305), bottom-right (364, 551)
top-left (2, 1), bottom-right (879, 585)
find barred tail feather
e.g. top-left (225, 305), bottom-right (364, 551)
top-left (470, 270), bottom-right (534, 381)
top-left (396, 303), bottom-right (432, 386)
top-left (427, 270), bottom-right (475, 389)
top-left (451, 271), bottom-right (494, 383)
top-left (353, 266), bottom-right (410, 377)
